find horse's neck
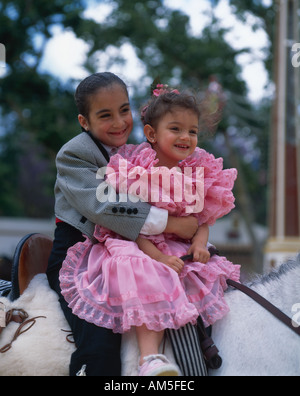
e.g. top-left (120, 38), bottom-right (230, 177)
top-left (251, 264), bottom-right (300, 315)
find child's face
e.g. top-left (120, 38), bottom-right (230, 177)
top-left (144, 108), bottom-right (199, 168)
top-left (78, 84), bottom-right (133, 147)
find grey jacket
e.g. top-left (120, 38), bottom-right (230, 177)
top-left (54, 132), bottom-right (151, 241)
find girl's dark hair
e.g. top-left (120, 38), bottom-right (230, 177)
top-left (141, 90), bottom-right (201, 129)
top-left (75, 72), bottom-right (128, 120)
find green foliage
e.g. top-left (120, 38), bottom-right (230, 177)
top-left (0, 0), bottom-right (273, 223)
top-left (0, 0), bottom-right (85, 217)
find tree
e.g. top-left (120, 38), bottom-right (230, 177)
top-left (0, 0), bottom-right (87, 216)
top-left (0, 0), bottom-right (271, 230)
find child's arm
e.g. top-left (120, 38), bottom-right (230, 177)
top-left (136, 236), bottom-right (184, 274)
top-left (187, 223), bottom-right (210, 263)
top-left (164, 215), bottom-right (198, 240)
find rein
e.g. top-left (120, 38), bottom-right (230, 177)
top-left (226, 278), bottom-right (300, 336)
top-left (0, 308), bottom-right (46, 353)
top-left (181, 252), bottom-right (300, 337)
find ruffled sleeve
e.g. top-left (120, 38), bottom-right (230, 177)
top-left (105, 144), bottom-right (237, 225)
top-left (111, 142), bottom-right (158, 169)
top-left (105, 143), bottom-right (203, 215)
top-left (105, 142), bottom-right (158, 204)
top-left (179, 148), bottom-right (237, 226)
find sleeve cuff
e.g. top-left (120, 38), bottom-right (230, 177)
top-left (140, 206), bottom-right (168, 235)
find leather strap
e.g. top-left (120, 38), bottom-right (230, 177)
top-left (0, 309), bottom-right (46, 353)
top-left (196, 317), bottom-right (222, 369)
top-left (226, 279), bottom-right (300, 336)
top-left (0, 309), bottom-right (28, 334)
top-left (181, 251), bottom-right (300, 337)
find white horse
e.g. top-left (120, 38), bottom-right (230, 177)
top-left (211, 254), bottom-right (300, 376)
top-left (0, 254), bottom-right (300, 376)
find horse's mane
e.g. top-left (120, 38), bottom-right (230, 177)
top-left (247, 253), bottom-right (300, 288)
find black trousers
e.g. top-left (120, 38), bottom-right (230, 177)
top-left (47, 222), bottom-right (207, 377)
top-left (47, 222), bottom-right (122, 376)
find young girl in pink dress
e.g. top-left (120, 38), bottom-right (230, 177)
top-left (59, 85), bottom-right (240, 376)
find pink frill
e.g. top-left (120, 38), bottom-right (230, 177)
top-left (60, 233), bottom-right (240, 332)
top-left (60, 238), bottom-right (201, 333)
top-left (106, 143), bottom-right (237, 225)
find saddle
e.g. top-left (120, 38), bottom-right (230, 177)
top-left (0, 233), bottom-right (52, 352)
top-left (9, 233), bottom-right (53, 301)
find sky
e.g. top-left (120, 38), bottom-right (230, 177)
top-left (38, 0), bottom-right (271, 102)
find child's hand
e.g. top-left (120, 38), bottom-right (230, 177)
top-left (157, 254), bottom-right (184, 274)
top-left (187, 244), bottom-right (210, 264)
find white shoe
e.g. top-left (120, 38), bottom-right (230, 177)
top-left (138, 354), bottom-right (181, 376)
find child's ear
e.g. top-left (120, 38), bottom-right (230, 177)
top-left (144, 124), bottom-right (157, 143)
top-left (78, 114), bottom-right (89, 131)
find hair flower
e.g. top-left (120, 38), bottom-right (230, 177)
top-left (153, 84), bottom-right (168, 97)
top-left (152, 84), bottom-right (180, 97)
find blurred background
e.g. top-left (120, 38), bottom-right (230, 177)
top-left (0, 0), bottom-right (299, 279)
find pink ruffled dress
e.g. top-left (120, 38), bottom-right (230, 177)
top-left (59, 143), bottom-right (240, 333)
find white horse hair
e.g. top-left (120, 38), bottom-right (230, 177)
top-left (0, 274), bottom-right (76, 376)
top-left (0, 255), bottom-right (300, 376)
top-left (211, 253), bottom-right (300, 376)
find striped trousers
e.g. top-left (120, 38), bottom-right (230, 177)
top-left (166, 323), bottom-right (208, 376)
top-left (0, 280), bottom-right (12, 297)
